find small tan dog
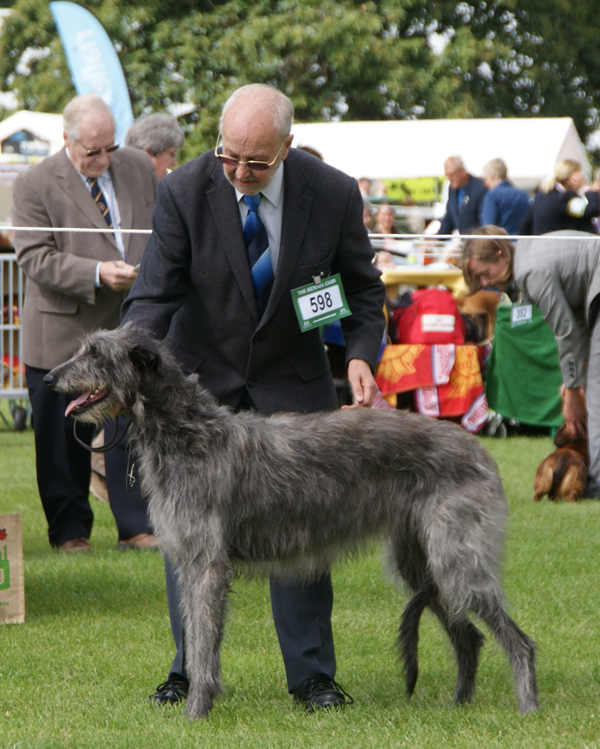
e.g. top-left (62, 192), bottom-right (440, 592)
top-left (533, 389), bottom-right (588, 502)
top-left (457, 290), bottom-right (501, 340)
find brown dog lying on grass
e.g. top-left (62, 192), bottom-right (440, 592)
top-left (533, 423), bottom-right (589, 503)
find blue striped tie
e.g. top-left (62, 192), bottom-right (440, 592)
top-left (243, 194), bottom-right (274, 315)
top-left (87, 177), bottom-right (113, 228)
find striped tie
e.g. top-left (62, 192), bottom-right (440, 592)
top-left (243, 194), bottom-right (274, 315)
top-left (87, 177), bottom-right (113, 228)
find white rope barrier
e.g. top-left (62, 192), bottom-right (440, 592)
top-left (4, 225), bottom-right (152, 234)
top-left (1, 224), bottom-right (597, 241)
top-left (0, 222), bottom-right (600, 243)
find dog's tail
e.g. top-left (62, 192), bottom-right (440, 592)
top-left (399, 579), bottom-right (438, 695)
top-left (549, 453), bottom-right (572, 499)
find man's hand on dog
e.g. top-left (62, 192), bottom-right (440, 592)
top-left (563, 386), bottom-right (587, 441)
top-left (343, 358), bottom-right (377, 409)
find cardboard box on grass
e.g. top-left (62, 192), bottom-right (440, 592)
top-left (0, 512), bottom-right (25, 624)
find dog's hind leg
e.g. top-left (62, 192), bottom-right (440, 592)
top-left (427, 599), bottom-right (485, 705)
top-left (471, 595), bottom-right (538, 713)
top-left (399, 580), bottom-right (436, 695)
top-left (176, 554), bottom-right (233, 719)
top-left (533, 460), bottom-right (553, 502)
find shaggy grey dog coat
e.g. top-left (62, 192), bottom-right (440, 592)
top-left (45, 325), bottom-right (538, 718)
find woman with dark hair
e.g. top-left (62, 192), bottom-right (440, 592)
top-left (463, 225), bottom-right (600, 497)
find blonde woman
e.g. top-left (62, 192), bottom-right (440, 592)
top-left (521, 159), bottom-right (600, 235)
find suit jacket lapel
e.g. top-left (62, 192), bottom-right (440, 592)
top-left (55, 148), bottom-right (118, 249)
top-left (206, 173), bottom-right (259, 321)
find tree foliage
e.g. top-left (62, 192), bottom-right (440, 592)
top-left (0, 0), bottom-right (599, 158)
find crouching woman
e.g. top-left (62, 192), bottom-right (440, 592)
top-left (462, 225), bottom-right (600, 497)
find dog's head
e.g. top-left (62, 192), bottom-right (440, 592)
top-left (44, 323), bottom-right (163, 425)
top-left (553, 422), bottom-right (588, 448)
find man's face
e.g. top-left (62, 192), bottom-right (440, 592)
top-left (220, 111), bottom-right (292, 195)
top-left (445, 164), bottom-right (469, 190)
top-left (65, 111), bottom-right (117, 179)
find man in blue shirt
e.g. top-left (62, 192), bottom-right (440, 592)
top-left (481, 158), bottom-right (531, 235)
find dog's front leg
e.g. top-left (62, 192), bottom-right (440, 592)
top-left (176, 553), bottom-right (233, 719)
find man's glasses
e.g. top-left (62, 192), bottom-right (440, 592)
top-left (76, 140), bottom-right (120, 157)
top-left (214, 133), bottom-right (285, 172)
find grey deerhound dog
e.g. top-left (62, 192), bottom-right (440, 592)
top-left (45, 325), bottom-right (538, 718)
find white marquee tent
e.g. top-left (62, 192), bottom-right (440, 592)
top-left (291, 117), bottom-right (591, 193)
top-left (0, 110), bottom-right (64, 157)
top-left (0, 111), bottom-right (63, 223)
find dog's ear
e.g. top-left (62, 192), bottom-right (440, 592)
top-left (554, 424), bottom-right (577, 447)
top-left (129, 344), bottom-right (162, 374)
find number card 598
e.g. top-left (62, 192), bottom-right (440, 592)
top-left (291, 273), bottom-right (352, 332)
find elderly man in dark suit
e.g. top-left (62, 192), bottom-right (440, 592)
top-left (121, 83), bottom-right (386, 711)
top-left (438, 156), bottom-right (487, 235)
top-left (13, 94), bottom-right (158, 553)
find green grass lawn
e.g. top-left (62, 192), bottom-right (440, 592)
top-left (1, 418), bottom-right (600, 748)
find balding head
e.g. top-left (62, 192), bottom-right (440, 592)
top-left (220, 84), bottom-right (294, 139)
top-left (218, 84), bottom-right (294, 195)
top-left (444, 156), bottom-right (469, 190)
top-left (63, 94), bottom-right (116, 142)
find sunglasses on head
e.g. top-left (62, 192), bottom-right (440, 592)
top-left (76, 140), bottom-right (120, 157)
top-left (214, 133), bottom-right (286, 172)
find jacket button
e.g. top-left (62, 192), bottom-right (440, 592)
top-left (247, 379), bottom-right (255, 388)
top-left (252, 336), bottom-right (260, 345)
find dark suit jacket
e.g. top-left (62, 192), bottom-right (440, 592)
top-left (519, 188), bottom-right (600, 236)
top-left (13, 147), bottom-right (157, 369)
top-left (439, 175), bottom-right (487, 235)
top-left (121, 148), bottom-right (386, 415)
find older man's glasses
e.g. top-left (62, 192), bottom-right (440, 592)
top-left (214, 133), bottom-right (285, 172)
top-left (76, 140), bottom-right (120, 157)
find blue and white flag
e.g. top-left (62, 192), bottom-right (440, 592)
top-left (50, 2), bottom-right (134, 144)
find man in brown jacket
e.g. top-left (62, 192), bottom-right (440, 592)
top-left (12, 94), bottom-right (158, 552)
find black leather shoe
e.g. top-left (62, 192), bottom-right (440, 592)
top-left (149, 674), bottom-right (189, 705)
top-left (292, 674), bottom-right (354, 712)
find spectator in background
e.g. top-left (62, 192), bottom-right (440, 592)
top-left (12, 94), bottom-right (158, 552)
top-left (363, 200), bottom-right (374, 229)
top-left (297, 145), bottom-right (324, 160)
top-left (373, 203), bottom-right (403, 269)
top-left (125, 113), bottom-right (184, 179)
top-left (358, 177), bottom-right (372, 198)
top-left (438, 156), bottom-right (487, 236)
top-left (520, 159), bottom-right (600, 235)
top-left (374, 203), bottom-right (398, 237)
top-left (481, 158), bottom-right (531, 235)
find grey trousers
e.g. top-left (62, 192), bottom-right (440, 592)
top-left (585, 310), bottom-right (600, 496)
